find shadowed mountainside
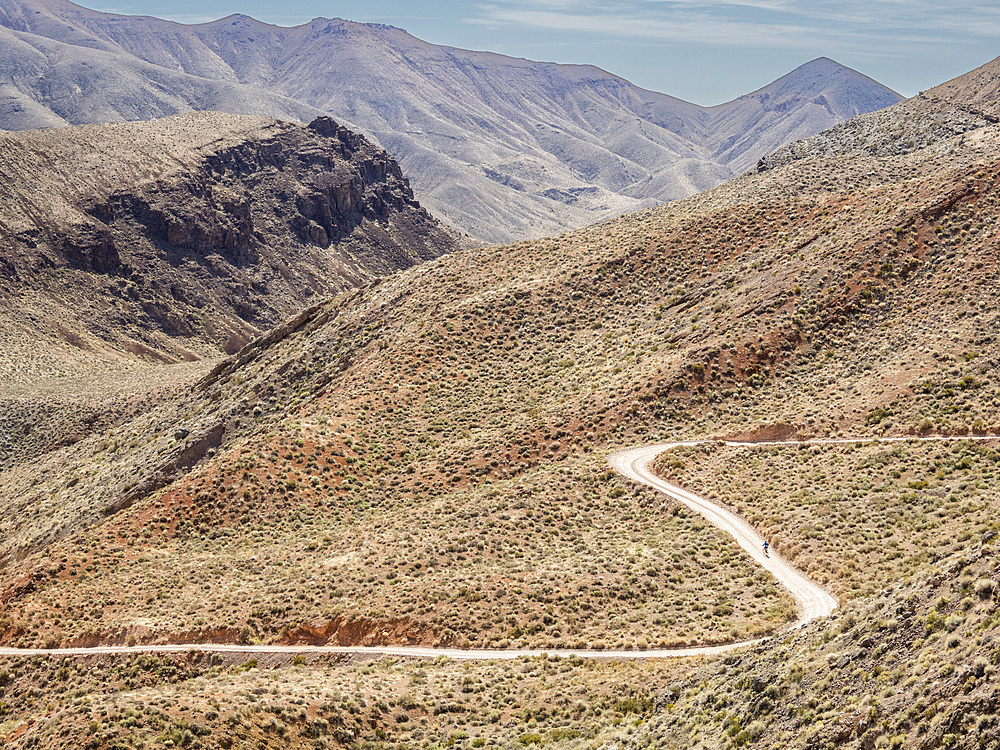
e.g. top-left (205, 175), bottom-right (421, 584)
top-left (0, 111), bottom-right (461, 383)
top-left (0, 111), bottom-right (462, 468)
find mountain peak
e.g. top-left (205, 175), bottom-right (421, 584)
top-left (791, 56), bottom-right (840, 72)
top-left (744, 56), bottom-right (903, 105)
top-left (800, 56), bottom-right (840, 68)
top-left (303, 16), bottom-right (406, 33)
top-left (208, 13), bottom-right (266, 27)
top-left (926, 54), bottom-right (1000, 112)
top-left (705, 56), bottom-right (903, 171)
top-left (775, 57), bottom-right (897, 91)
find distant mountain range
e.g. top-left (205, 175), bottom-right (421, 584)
top-left (0, 0), bottom-right (902, 242)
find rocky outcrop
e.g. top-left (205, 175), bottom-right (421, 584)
top-left (83, 115), bottom-right (438, 270)
top-left (54, 221), bottom-right (122, 274)
top-left (0, 112), bottom-right (463, 377)
top-left (90, 189), bottom-right (257, 266)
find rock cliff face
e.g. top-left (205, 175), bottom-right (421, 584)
top-left (0, 112), bottom-right (462, 383)
top-left (79, 117), bottom-right (430, 275)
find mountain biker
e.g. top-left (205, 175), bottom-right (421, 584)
top-left (763, 540), bottom-right (769, 556)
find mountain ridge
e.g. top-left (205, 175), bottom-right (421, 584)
top-left (0, 0), bottom-right (902, 242)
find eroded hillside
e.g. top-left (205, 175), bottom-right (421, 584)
top-left (0, 111), bottom-right (462, 467)
top-left (0, 112), bottom-right (460, 379)
top-left (1, 59), bottom-right (999, 750)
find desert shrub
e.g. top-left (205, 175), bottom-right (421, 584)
top-left (975, 579), bottom-right (996, 599)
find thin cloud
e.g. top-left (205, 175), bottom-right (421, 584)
top-left (469, 0), bottom-right (996, 51)
top-left (644, 0), bottom-right (793, 9)
top-left (471, 6), bottom-right (814, 47)
top-left (661, 0), bottom-right (1000, 37)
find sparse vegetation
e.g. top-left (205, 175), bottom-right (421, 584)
top-left (0, 651), bottom-right (684, 750)
top-left (655, 439), bottom-right (1000, 598)
top-left (3, 50), bottom-right (1000, 750)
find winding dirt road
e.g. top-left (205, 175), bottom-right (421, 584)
top-left (608, 442), bottom-right (838, 629)
top-left (1, 435), bottom-right (994, 661)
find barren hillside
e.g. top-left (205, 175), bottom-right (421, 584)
top-left (0, 0), bottom-right (902, 242)
top-left (1, 55), bottom-right (999, 750)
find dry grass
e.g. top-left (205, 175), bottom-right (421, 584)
top-left (631, 531), bottom-right (1000, 750)
top-left (1, 448), bottom-right (794, 650)
top-left (5, 119), bottom-right (1000, 655)
top-left (655, 439), bottom-right (1000, 599)
top-left (3, 74), bottom-right (1000, 750)
top-left (0, 651), bottom-right (690, 750)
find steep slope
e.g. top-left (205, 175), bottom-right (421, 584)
top-left (0, 111), bottom-right (461, 467)
top-left (0, 59), bottom-right (995, 660)
top-left (0, 112), bottom-right (459, 376)
top-left (0, 0), bottom-right (902, 242)
top-left (760, 55), bottom-right (1000, 169)
top-left (631, 530), bottom-right (1000, 749)
top-left (707, 56), bottom-right (902, 172)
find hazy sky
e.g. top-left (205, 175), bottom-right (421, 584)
top-left (89, 0), bottom-right (1000, 104)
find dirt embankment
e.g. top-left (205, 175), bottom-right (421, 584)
top-left (41, 618), bottom-right (442, 651)
top-left (722, 422), bottom-right (812, 443)
top-left (279, 617), bottom-right (444, 647)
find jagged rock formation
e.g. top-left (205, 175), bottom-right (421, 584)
top-left (0, 111), bottom-right (461, 384)
top-left (0, 0), bottom-right (902, 242)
